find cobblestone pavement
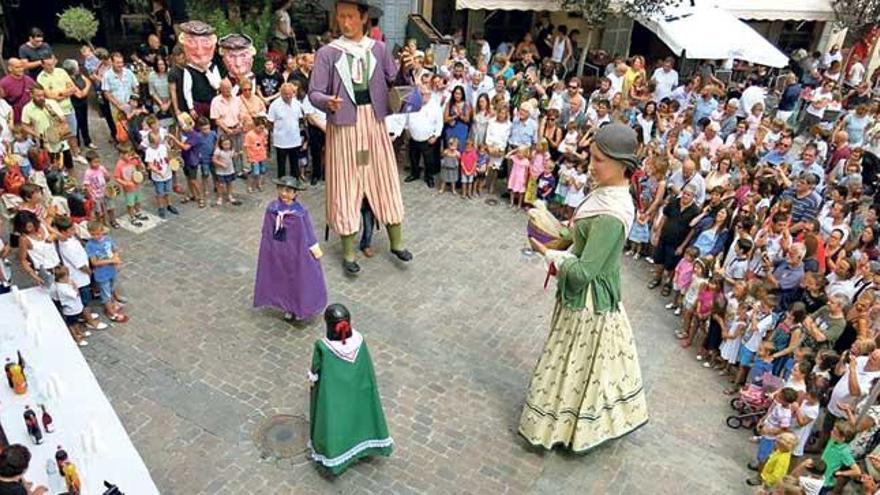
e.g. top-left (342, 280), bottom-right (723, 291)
top-left (22, 114), bottom-right (758, 493)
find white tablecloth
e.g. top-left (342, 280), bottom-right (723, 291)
top-left (0, 287), bottom-right (159, 495)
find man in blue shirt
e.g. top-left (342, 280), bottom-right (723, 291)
top-left (508, 104), bottom-right (537, 148)
top-left (693, 86), bottom-right (718, 125)
top-left (790, 144), bottom-right (826, 190)
top-left (778, 171), bottom-right (822, 226)
top-left (759, 136), bottom-right (794, 167)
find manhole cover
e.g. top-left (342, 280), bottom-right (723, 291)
top-left (254, 414), bottom-right (309, 459)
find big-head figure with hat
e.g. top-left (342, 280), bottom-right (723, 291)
top-left (178, 20), bottom-right (222, 120)
top-left (219, 33), bottom-right (257, 95)
top-left (308, 0), bottom-right (418, 276)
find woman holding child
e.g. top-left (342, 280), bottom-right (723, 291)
top-left (520, 123), bottom-right (648, 453)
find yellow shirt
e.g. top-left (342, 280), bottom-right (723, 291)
top-left (761, 450), bottom-right (792, 486)
top-left (36, 69), bottom-right (74, 114)
top-left (21, 100), bottom-right (69, 153)
top-left (622, 68), bottom-right (645, 102)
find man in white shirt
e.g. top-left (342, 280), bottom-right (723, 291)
top-left (403, 85), bottom-right (443, 188)
top-left (847, 58), bottom-right (866, 88)
top-left (667, 158), bottom-right (707, 206)
top-left (606, 62), bottom-right (627, 94)
top-left (467, 71), bottom-right (492, 108)
top-left (266, 83), bottom-right (304, 178)
top-left (828, 349), bottom-right (880, 419)
top-left (651, 57), bottom-right (678, 101)
top-left (821, 45), bottom-right (843, 70)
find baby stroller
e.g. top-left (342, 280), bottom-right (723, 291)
top-left (725, 372), bottom-right (785, 430)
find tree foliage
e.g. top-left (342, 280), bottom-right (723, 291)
top-left (57, 6), bottom-right (100, 47)
top-left (561, 0), bottom-right (681, 25)
top-left (833, 0), bottom-right (880, 34)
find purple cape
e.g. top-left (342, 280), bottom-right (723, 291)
top-left (253, 199), bottom-right (327, 318)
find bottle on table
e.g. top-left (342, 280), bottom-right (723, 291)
top-left (40, 405), bottom-right (54, 433)
top-left (23, 406), bottom-right (42, 445)
top-left (62, 461), bottom-right (81, 495)
top-left (55, 445), bottom-right (68, 471)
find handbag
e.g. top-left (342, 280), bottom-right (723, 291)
top-left (43, 105), bottom-right (72, 146)
top-left (115, 119), bottom-right (130, 143)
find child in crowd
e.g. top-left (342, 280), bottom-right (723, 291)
top-left (699, 288), bottom-right (726, 366)
top-left (52, 266), bottom-right (90, 347)
top-left (535, 160), bottom-right (556, 203)
top-left (553, 158), bottom-right (573, 217)
top-left (689, 274), bottom-right (721, 352)
top-left (180, 117), bottom-right (215, 208)
top-left (677, 257), bottom-right (709, 341)
top-left (474, 144), bottom-right (489, 196)
top-left (563, 160), bottom-right (587, 218)
top-left (727, 296), bottom-right (774, 393)
top-left (790, 384), bottom-right (821, 458)
top-left (82, 151), bottom-right (119, 228)
top-left (718, 298), bottom-right (748, 377)
top-left (820, 421), bottom-right (860, 492)
top-left (11, 125), bottom-right (34, 178)
top-left (460, 139), bottom-right (477, 199)
top-left (54, 216), bottom-right (107, 331)
top-left (667, 246), bottom-right (698, 315)
top-left (791, 458), bottom-right (827, 495)
top-left (720, 238), bottom-right (753, 293)
top-left (212, 135), bottom-right (241, 206)
top-left (113, 143), bottom-right (148, 227)
top-left (524, 140), bottom-right (549, 206)
top-left (244, 118), bottom-right (269, 193)
top-left (506, 145), bottom-right (529, 208)
top-left (85, 221), bottom-right (128, 323)
top-left (750, 387), bottom-right (798, 474)
top-left (438, 137), bottom-right (460, 195)
top-left (748, 431), bottom-right (798, 487)
top-left (144, 132), bottom-right (178, 218)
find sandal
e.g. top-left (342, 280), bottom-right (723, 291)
top-left (647, 279), bottom-right (661, 289)
top-left (107, 313), bottom-right (129, 323)
top-left (230, 198), bottom-right (242, 206)
top-left (661, 285), bottom-right (672, 297)
top-left (680, 340), bottom-right (691, 348)
top-left (110, 221), bottom-right (122, 229)
top-left (199, 199), bottom-right (206, 208)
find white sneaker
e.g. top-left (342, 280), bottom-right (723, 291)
top-left (83, 330), bottom-right (92, 337)
top-left (89, 312), bottom-right (99, 320)
top-left (674, 307), bottom-right (682, 316)
top-left (633, 253), bottom-right (641, 260)
top-left (665, 302), bottom-right (676, 310)
top-left (645, 257), bottom-right (655, 264)
top-left (88, 322), bottom-right (109, 331)
top-left (283, 312), bottom-right (294, 320)
top-left (78, 340), bottom-right (89, 347)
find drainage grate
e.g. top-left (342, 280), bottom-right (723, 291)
top-left (253, 414), bottom-right (309, 459)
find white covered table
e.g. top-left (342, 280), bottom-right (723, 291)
top-left (0, 287), bottom-right (159, 494)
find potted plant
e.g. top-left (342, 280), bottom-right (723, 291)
top-left (57, 6), bottom-right (100, 49)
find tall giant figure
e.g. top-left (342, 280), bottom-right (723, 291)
top-left (308, 0), bottom-right (414, 275)
top-left (519, 123), bottom-right (649, 453)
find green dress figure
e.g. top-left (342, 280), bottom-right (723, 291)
top-left (309, 304), bottom-right (393, 475)
top-left (519, 123), bottom-right (649, 453)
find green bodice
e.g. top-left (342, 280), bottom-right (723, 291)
top-left (556, 215), bottom-right (625, 312)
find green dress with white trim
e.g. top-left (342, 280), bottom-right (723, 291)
top-left (309, 330), bottom-right (393, 475)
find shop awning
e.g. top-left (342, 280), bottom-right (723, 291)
top-left (638, 6), bottom-right (789, 68)
top-left (455, 0), bottom-right (561, 11)
top-left (706, 0), bottom-right (836, 22)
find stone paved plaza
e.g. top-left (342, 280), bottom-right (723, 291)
top-left (17, 125), bottom-right (758, 494)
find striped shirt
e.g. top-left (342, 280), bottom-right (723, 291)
top-left (781, 188), bottom-right (822, 223)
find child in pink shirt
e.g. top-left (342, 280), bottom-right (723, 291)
top-left (525, 140), bottom-right (550, 206)
top-left (82, 151), bottom-right (119, 228)
top-left (667, 246), bottom-right (698, 315)
top-left (460, 139), bottom-right (478, 199)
